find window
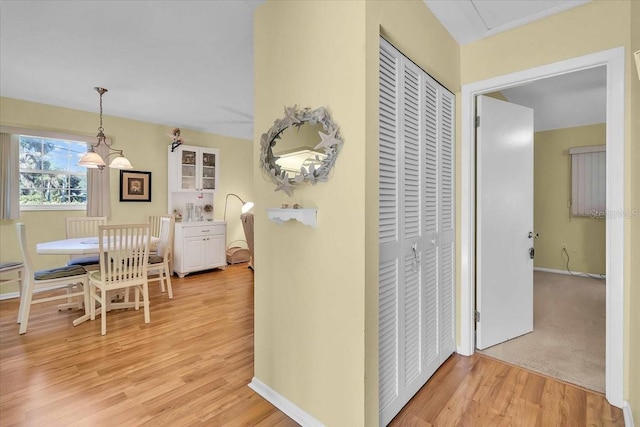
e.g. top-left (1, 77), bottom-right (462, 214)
top-left (569, 145), bottom-right (606, 217)
top-left (18, 134), bottom-right (88, 210)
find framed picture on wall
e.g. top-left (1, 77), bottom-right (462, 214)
top-left (119, 170), bottom-right (152, 202)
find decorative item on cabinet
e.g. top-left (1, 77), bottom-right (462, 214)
top-left (169, 127), bottom-right (184, 152)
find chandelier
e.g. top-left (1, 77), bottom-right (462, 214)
top-left (78, 87), bottom-right (133, 170)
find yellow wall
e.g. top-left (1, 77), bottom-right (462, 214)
top-left (461, 0), bottom-right (636, 415)
top-left (628, 0), bottom-right (640, 421)
top-left (0, 97), bottom-right (252, 286)
top-left (255, 0), bottom-right (459, 425)
top-left (254, 2), bottom-right (367, 426)
top-left (534, 124), bottom-right (606, 275)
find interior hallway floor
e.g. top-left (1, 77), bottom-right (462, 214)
top-left (478, 270), bottom-right (606, 393)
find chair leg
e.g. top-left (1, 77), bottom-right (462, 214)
top-left (82, 281), bottom-right (90, 319)
top-left (164, 263), bottom-right (173, 299)
top-left (57, 284), bottom-right (83, 311)
top-left (134, 286), bottom-right (140, 310)
top-left (159, 270), bottom-right (166, 293)
top-left (16, 270), bottom-right (24, 324)
top-left (100, 288), bottom-right (107, 336)
top-left (18, 278), bottom-right (34, 334)
top-left (90, 284), bottom-right (95, 321)
top-left (142, 282), bottom-right (150, 324)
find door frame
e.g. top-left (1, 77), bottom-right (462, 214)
top-left (459, 47), bottom-right (625, 407)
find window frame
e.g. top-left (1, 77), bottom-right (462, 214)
top-left (1, 126), bottom-right (107, 212)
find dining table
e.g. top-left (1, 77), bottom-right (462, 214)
top-left (36, 236), bottom-right (160, 256)
top-left (36, 235), bottom-right (160, 326)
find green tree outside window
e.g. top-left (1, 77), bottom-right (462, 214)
top-left (19, 135), bottom-right (87, 206)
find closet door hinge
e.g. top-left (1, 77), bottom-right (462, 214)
top-left (474, 310), bottom-right (480, 322)
top-left (475, 116), bottom-right (480, 128)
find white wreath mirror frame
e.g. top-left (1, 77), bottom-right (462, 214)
top-left (260, 106), bottom-right (344, 196)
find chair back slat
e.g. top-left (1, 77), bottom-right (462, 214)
top-left (148, 215), bottom-right (172, 238)
top-left (98, 224), bottom-right (150, 286)
top-left (66, 217), bottom-right (107, 262)
top-left (156, 216), bottom-right (175, 259)
top-left (15, 223), bottom-right (35, 277)
top-left (66, 217), bottom-right (107, 238)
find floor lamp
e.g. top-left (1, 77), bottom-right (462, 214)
top-left (223, 193), bottom-right (254, 266)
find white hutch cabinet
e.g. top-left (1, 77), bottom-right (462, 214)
top-left (168, 144), bottom-right (226, 277)
top-left (169, 145), bottom-right (219, 192)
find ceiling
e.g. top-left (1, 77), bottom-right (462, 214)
top-left (0, 0), bottom-right (261, 140)
top-left (0, 1), bottom-right (604, 140)
top-left (422, 0), bottom-right (605, 131)
top-left (424, 0), bottom-right (590, 45)
top-left (500, 66), bottom-right (606, 132)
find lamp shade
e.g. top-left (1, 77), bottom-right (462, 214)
top-left (223, 193), bottom-right (254, 221)
top-left (241, 201), bottom-right (254, 214)
top-left (109, 156), bottom-right (133, 169)
top-left (78, 151), bottom-right (106, 168)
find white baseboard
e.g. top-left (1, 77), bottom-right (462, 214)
top-left (533, 267), bottom-right (604, 278)
top-left (0, 291), bottom-right (19, 301)
top-left (248, 377), bottom-right (325, 427)
top-left (456, 345), bottom-right (473, 356)
top-left (624, 400), bottom-right (635, 427)
top-left (0, 284), bottom-right (83, 301)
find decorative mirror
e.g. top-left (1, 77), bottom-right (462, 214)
top-left (260, 106), bottom-right (344, 196)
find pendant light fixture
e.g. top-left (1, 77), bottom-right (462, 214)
top-left (78, 87), bottom-right (133, 170)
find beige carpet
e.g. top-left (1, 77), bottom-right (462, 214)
top-left (478, 270), bottom-right (605, 393)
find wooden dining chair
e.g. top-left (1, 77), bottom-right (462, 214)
top-left (0, 261), bottom-right (26, 324)
top-left (89, 223), bottom-right (151, 335)
top-left (15, 223), bottom-right (88, 334)
top-left (65, 216), bottom-right (107, 269)
top-left (148, 216), bottom-right (174, 299)
top-left (147, 215), bottom-right (172, 255)
top-left (147, 215), bottom-right (166, 239)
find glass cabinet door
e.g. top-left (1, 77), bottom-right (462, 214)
top-left (201, 151), bottom-right (216, 190)
top-left (181, 149), bottom-right (197, 190)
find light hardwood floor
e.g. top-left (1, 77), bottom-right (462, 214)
top-left (0, 265), bottom-right (296, 426)
top-left (0, 265), bottom-right (624, 426)
top-left (389, 354), bottom-right (623, 426)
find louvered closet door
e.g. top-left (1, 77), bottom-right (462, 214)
top-left (438, 89), bottom-right (456, 360)
top-left (379, 38), bottom-right (455, 426)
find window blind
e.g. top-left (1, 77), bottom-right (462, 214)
top-left (569, 145), bottom-right (606, 216)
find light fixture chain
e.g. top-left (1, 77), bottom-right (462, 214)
top-left (99, 89), bottom-right (104, 132)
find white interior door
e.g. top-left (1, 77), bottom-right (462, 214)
top-left (476, 95), bottom-right (534, 350)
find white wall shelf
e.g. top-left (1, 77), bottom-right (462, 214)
top-left (267, 208), bottom-right (317, 228)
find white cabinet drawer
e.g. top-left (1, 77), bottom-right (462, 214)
top-left (181, 224), bottom-right (225, 238)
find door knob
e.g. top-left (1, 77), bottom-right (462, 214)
top-left (529, 247), bottom-right (535, 259)
top-left (411, 243), bottom-right (419, 272)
